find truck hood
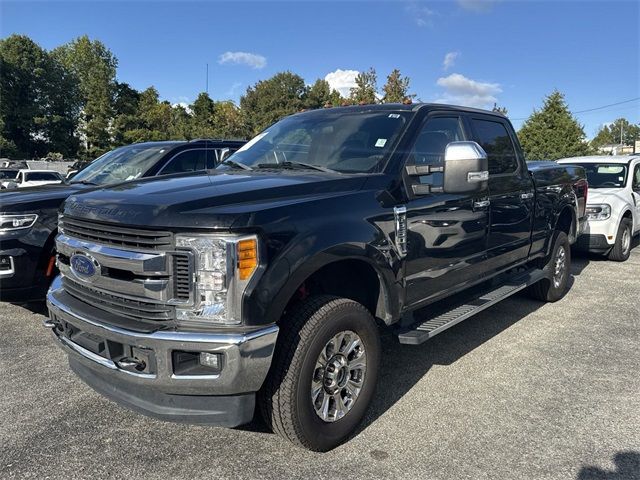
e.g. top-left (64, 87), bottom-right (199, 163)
top-left (0, 183), bottom-right (89, 213)
top-left (63, 171), bottom-right (369, 229)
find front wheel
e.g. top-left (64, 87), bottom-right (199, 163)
top-left (528, 230), bottom-right (571, 302)
top-left (608, 218), bottom-right (633, 262)
top-left (259, 295), bottom-right (381, 451)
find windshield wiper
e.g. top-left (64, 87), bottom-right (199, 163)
top-left (256, 161), bottom-right (337, 173)
top-left (221, 159), bottom-right (253, 171)
top-left (70, 180), bottom-right (99, 185)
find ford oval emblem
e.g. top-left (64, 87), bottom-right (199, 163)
top-left (70, 253), bottom-right (100, 281)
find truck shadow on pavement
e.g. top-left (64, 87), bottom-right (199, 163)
top-left (577, 451), bottom-right (640, 480)
top-left (241, 259), bottom-right (591, 437)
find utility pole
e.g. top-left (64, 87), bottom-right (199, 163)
top-left (206, 63), bottom-right (209, 94)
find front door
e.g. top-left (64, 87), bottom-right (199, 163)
top-left (402, 114), bottom-right (490, 308)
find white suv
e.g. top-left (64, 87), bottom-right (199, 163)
top-left (558, 155), bottom-right (640, 261)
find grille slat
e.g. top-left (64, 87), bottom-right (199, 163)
top-left (62, 277), bottom-right (173, 322)
top-left (61, 216), bottom-right (172, 251)
top-left (173, 254), bottom-right (191, 300)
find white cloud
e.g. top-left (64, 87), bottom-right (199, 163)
top-left (405, 2), bottom-right (436, 27)
top-left (457, 0), bottom-right (499, 13)
top-left (218, 51), bottom-right (266, 69)
top-left (172, 102), bottom-right (192, 114)
top-left (324, 69), bottom-right (359, 98)
top-left (443, 52), bottom-right (459, 71)
top-left (434, 73), bottom-right (502, 109)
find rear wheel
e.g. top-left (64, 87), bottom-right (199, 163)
top-left (259, 295), bottom-right (381, 451)
top-left (608, 218), bottom-right (633, 262)
top-left (529, 230), bottom-right (571, 302)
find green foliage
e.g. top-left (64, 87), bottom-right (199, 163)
top-left (382, 69), bottom-right (412, 103)
top-left (350, 68), bottom-right (377, 104)
top-left (518, 90), bottom-right (591, 160)
top-left (591, 118), bottom-right (640, 149)
top-left (304, 79), bottom-right (343, 109)
top-left (52, 35), bottom-right (117, 157)
top-left (240, 71), bottom-right (307, 134)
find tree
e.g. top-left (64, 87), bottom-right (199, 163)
top-left (591, 118), bottom-right (640, 149)
top-left (240, 71), bottom-right (307, 134)
top-left (492, 103), bottom-right (508, 116)
top-left (350, 67), bottom-right (377, 104)
top-left (190, 92), bottom-right (217, 138)
top-left (53, 35), bottom-right (117, 158)
top-left (0, 35), bottom-right (49, 157)
top-left (212, 101), bottom-right (246, 139)
top-left (0, 34), bottom-right (80, 158)
top-left (382, 69), bottom-right (413, 103)
top-left (518, 90), bottom-right (591, 160)
top-left (304, 79), bottom-right (342, 109)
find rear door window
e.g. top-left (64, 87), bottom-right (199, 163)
top-left (471, 119), bottom-right (518, 175)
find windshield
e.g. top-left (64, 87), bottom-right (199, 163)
top-left (219, 111), bottom-right (411, 173)
top-left (0, 170), bottom-right (18, 180)
top-left (575, 163), bottom-right (628, 188)
top-left (71, 144), bottom-right (169, 185)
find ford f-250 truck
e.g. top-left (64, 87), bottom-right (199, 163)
top-left (45, 104), bottom-right (587, 451)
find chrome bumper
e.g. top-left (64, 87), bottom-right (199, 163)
top-left (46, 276), bottom-right (279, 397)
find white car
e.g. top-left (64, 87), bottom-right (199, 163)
top-left (2, 169), bottom-right (64, 189)
top-left (558, 155), bottom-right (640, 261)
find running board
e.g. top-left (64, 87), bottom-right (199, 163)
top-left (396, 269), bottom-right (547, 345)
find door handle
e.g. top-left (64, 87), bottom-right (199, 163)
top-left (520, 192), bottom-right (534, 200)
top-left (473, 200), bottom-right (490, 209)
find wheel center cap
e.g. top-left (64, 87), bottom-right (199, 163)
top-left (324, 355), bottom-right (348, 393)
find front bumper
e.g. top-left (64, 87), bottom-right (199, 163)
top-left (46, 277), bottom-right (279, 426)
top-left (575, 234), bottom-right (612, 252)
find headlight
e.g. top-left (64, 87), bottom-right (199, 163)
top-left (0, 213), bottom-right (38, 231)
top-left (175, 233), bottom-right (260, 326)
top-left (585, 204), bottom-right (611, 221)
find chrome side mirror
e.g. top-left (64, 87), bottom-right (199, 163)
top-left (442, 141), bottom-right (489, 194)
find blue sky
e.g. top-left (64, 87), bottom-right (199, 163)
top-left (2, 0), bottom-right (639, 138)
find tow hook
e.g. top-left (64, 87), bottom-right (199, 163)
top-left (116, 357), bottom-right (147, 372)
top-left (43, 319), bottom-right (58, 329)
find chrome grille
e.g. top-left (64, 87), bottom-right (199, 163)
top-left (62, 276), bottom-right (174, 323)
top-left (61, 216), bottom-right (172, 251)
top-left (173, 253), bottom-right (191, 300)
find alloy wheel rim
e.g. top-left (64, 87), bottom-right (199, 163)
top-left (553, 245), bottom-right (566, 289)
top-left (622, 227), bottom-right (631, 254)
top-left (311, 330), bottom-right (366, 423)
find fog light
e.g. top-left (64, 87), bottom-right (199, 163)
top-left (199, 352), bottom-right (222, 369)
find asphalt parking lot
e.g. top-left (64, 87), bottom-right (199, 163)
top-left (1, 249), bottom-right (639, 480)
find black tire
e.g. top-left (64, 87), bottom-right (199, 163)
top-left (528, 230), bottom-right (571, 302)
top-left (608, 218), bottom-right (633, 262)
top-left (259, 295), bottom-right (381, 452)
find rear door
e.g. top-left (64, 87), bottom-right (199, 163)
top-left (468, 115), bottom-right (534, 272)
top-left (402, 113), bottom-right (490, 307)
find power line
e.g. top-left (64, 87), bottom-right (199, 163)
top-left (510, 97), bottom-right (640, 121)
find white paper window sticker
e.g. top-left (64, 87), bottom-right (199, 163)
top-left (375, 138), bottom-right (387, 148)
top-left (388, 114), bottom-right (400, 118)
top-left (619, 177), bottom-right (624, 181)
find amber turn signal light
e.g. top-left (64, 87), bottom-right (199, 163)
top-left (237, 239), bottom-right (257, 280)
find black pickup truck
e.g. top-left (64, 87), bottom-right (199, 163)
top-left (45, 104), bottom-right (587, 451)
top-left (0, 139), bottom-right (244, 301)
